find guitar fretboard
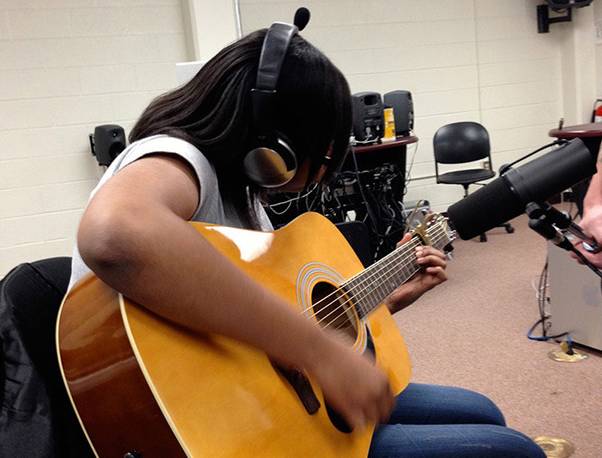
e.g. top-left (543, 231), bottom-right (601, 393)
top-left (342, 224), bottom-right (449, 320)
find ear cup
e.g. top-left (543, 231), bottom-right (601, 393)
top-left (243, 137), bottom-right (297, 188)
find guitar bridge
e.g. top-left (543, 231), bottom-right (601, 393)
top-left (271, 362), bottom-right (321, 415)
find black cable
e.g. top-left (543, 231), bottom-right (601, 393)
top-left (527, 319), bottom-right (568, 341)
top-left (404, 142), bottom-right (419, 196)
top-left (499, 139), bottom-right (568, 174)
top-left (320, 156), bottom-right (408, 261)
top-left (350, 149), bottom-right (384, 240)
top-left (527, 258), bottom-right (570, 342)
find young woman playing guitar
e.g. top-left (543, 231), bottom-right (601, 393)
top-left (65, 20), bottom-right (545, 458)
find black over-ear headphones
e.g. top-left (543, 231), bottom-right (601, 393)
top-left (243, 22), bottom-right (299, 188)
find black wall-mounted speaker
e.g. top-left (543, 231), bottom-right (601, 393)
top-left (383, 90), bottom-right (414, 136)
top-left (351, 92), bottom-right (384, 142)
top-left (545, 0), bottom-right (592, 11)
top-left (90, 124), bottom-right (126, 166)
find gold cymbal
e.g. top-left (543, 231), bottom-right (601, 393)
top-left (547, 349), bottom-right (588, 363)
top-left (533, 436), bottom-right (575, 458)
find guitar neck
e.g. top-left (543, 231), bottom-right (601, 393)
top-left (343, 225), bottom-right (449, 319)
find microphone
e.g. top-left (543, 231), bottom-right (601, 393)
top-left (447, 138), bottom-right (601, 240)
top-left (293, 7), bottom-right (311, 31)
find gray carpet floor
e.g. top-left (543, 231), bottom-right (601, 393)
top-left (394, 213), bottom-right (602, 458)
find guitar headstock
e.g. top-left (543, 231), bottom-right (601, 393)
top-left (411, 213), bottom-right (456, 253)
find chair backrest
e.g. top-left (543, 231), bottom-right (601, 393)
top-left (433, 121), bottom-right (491, 164)
top-left (336, 221), bottom-right (373, 266)
top-left (0, 257), bottom-right (93, 457)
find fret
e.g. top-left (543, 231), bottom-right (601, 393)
top-left (390, 252), bottom-right (406, 289)
top-left (348, 248), bottom-right (405, 319)
top-left (364, 290), bottom-right (377, 315)
top-left (375, 266), bottom-right (388, 304)
top-left (344, 276), bottom-right (364, 320)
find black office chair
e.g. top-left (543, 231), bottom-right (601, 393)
top-left (0, 257), bottom-right (93, 457)
top-left (433, 121), bottom-right (514, 242)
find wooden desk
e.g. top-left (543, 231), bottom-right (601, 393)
top-left (548, 122), bottom-right (602, 157)
top-left (352, 135), bottom-right (418, 153)
top-left (348, 135), bottom-right (418, 173)
top-left (549, 122), bottom-right (602, 139)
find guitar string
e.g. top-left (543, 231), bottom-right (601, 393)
top-left (320, 227), bottom-right (448, 332)
top-left (297, 224), bottom-right (447, 319)
top-left (298, 223), bottom-right (447, 318)
top-left (305, 227), bottom-right (448, 329)
top-left (315, 227), bottom-right (448, 330)
top-left (301, 225), bottom-right (447, 325)
top-left (318, 230), bottom-right (448, 332)
top-left (330, 246), bottom-right (425, 332)
top-left (313, 238), bottom-right (423, 327)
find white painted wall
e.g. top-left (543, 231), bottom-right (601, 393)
top-left (595, 0), bottom-right (602, 98)
top-left (0, 0), bottom-right (190, 277)
top-left (238, 0), bottom-right (591, 212)
top-left (558, 4), bottom-right (596, 125)
top-left (183, 0), bottom-right (241, 61)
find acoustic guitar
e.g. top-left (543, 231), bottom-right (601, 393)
top-left (57, 211), bottom-right (454, 457)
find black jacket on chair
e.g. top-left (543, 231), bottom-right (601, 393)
top-left (0, 257), bottom-right (93, 458)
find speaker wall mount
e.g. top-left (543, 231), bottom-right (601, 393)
top-left (537, 0), bottom-right (594, 33)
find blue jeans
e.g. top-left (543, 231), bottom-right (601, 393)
top-left (368, 383), bottom-right (546, 458)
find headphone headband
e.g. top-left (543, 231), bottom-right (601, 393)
top-left (256, 22), bottom-right (298, 91)
top-left (252, 22), bottom-right (298, 135)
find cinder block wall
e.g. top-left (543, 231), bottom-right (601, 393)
top-left (0, 0), bottom-right (189, 277)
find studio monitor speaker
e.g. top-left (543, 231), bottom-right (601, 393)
top-left (383, 90), bottom-right (413, 136)
top-left (91, 124), bottom-right (126, 166)
top-left (351, 92), bottom-right (384, 142)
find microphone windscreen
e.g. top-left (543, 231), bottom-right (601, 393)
top-left (447, 138), bottom-right (597, 240)
top-left (507, 138), bottom-right (596, 204)
top-left (294, 7), bottom-right (310, 31)
top-left (447, 176), bottom-right (523, 240)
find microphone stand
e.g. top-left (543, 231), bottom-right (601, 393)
top-left (526, 202), bottom-right (602, 278)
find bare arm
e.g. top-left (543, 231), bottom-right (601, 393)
top-left (573, 162), bottom-right (602, 267)
top-left (584, 164), bottom-right (602, 208)
top-left (78, 155), bottom-right (393, 429)
top-left (79, 155), bottom-right (327, 368)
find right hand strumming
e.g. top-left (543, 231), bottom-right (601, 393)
top-left (305, 331), bottom-right (395, 431)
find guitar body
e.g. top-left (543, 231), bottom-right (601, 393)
top-left (57, 212), bottom-right (412, 457)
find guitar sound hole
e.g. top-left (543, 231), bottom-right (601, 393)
top-left (311, 282), bottom-right (358, 341)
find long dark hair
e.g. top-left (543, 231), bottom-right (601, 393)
top-left (129, 29), bottom-right (352, 227)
